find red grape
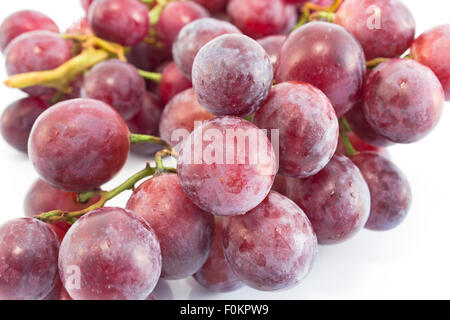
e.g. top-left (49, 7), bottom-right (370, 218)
top-left (81, 59), bottom-right (146, 120)
top-left (192, 0), bottom-right (228, 13)
top-left (159, 88), bottom-right (214, 148)
top-left (335, 0), bottom-right (415, 60)
top-left (0, 10), bottom-right (59, 52)
top-left (28, 99), bottom-right (130, 192)
top-left (0, 218), bottom-right (59, 300)
top-left (173, 18), bottom-right (241, 79)
top-left (257, 35), bottom-right (286, 67)
top-left (192, 34), bottom-right (273, 117)
top-left (1, 97), bottom-right (49, 152)
top-left (222, 191), bottom-right (317, 291)
top-left (4, 30), bottom-right (73, 97)
top-left (159, 61), bottom-right (192, 105)
top-left (286, 154), bottom-right (371, 245)
top-left (411, 24), bottom-right (450, 101)
top-left (177, 116), bottom-right (277, 216)
top-left (363, 59), bottom-right (444, 144)
top-left (193, 218), bottom-right (243, 292)
top-left (254, 81), bottom-right (339, 178)
top-left (127, 42), bottom-right (170, 74)
top-left (275, 22), bottom-right (366, 117)
top-left (156, 1), bottom-right (210, 50)
top-left (126, 174), bottom-right (214, 280)
top-left (88, 0), bottom-right (149, 47)
top-left (59, 207), bottom-right (162, 300)
top-left (351, 152), bottom-right (412, 231)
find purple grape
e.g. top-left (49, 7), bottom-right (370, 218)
top-left (257, 35), bottom-right (286, 67)
top-left (127, 41), bottom-right (170, 74)
top-left (159, 61), bottom-right (192, 105)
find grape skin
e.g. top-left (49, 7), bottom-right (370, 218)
top-left (275, 22), bottom-right (366, 117)
top-left (257, 35), bottom-right (286, 67)
top-left (222, 191), bottom-right (318, 291)
top-left (28, 99), bottom-right (130, 192)
top-left (192, 34), bottom-right (273, 117)
top-left (192, 0), bottom-right (228, 13)
top-left (254, 81), bottom-right (339, 178)
top-left (0, 218), bottom-right (59, 300)
top-left (126, 174), bottom-right (215, 280)
top-left (159, 62), bottom-right (192, 105)
top-left (59, 207), bottom-right (162, 300)
top-left (127, 42), bottom-right (170, 75)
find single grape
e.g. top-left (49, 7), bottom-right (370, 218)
top-left (286, 154), bottom-right (371, 245)
top-left (192, 0), bottom-right (228, 13)
top-left (257, 35), bottom-right (286, 67)
top-left (351, 152), bottom-right (412, 231)
top-left (1, 97), bottom-right (49, 152)
top-left (159, 61), bottom-right (192, 105)
top-left (193, 218), bottom-right (243, 292)
top-left (411, 24), bottom-right (450, 101)
top-left (66, 17), bottom-right (93, 36)
top-left (363, 59), bottom-right (444, 144)
top-left (335, 0), bottom-right (415, 60)
top-left (336, 131), bottom-right (389, 157)
top-left (222, 191), bottom-right (317, 291)
top-left (0, 10), bottom-right (59, 52)
top-left (192, 34), bottom-right (273, 117)
top-left (59, 207), bottom-right (162, 300)
top-left (275, 22), bottom-right (366, 117)
top-left (127, 42), bottom-right (170, 75)
top-left (81, 0), bottom-right (95, 12)
top-left (127, 92), bottom-right (163, 156)
top-left (0, 218), bottom-right (59, 300)
top-left (28, 99), bottom-right (130, 192)
top-left (81, 59), bottom-right (146, 120)
top-left (254, 81), bottom-right (339, 178)
top-left (5, 30), bottom-right (73, 97)
top-left (126, 173), bottom-right (215, 280)
top-left (227, 0), bottom-right (297, 39)
top-left (88, 0), bottom-right (149, 47)
top-left (159, 88), bottom-right (214, 149)
top-left (177, 116), bottom-right (277, 216)
top-left (156, 1), bottom-right (210, 50)
top-left (173, 18), bottom-right (241, 79)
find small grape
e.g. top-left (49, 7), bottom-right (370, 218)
top-left (159, 62), bottom-right (192, 105)
top-left (127, 42), bottom-right (170, 75)
top-left (257, 35), bottom-right (286, 67)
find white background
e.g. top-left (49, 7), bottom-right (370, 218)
top-left (0, 0), bottom-right (449, 300)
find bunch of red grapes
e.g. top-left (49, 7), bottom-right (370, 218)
top-left (0, 0), bottom-right (448, 300)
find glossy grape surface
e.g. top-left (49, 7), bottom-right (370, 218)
top-left (173, 18), bottom-right (241, 79)
top-left (275, 22), bottom-right (366, 117)
top-left (81, 59), bottom-right (145, 120)
top-left (257, 35), bottom-right (286, 67)
top-left (177, 116), bottom-right (277, 216)
top-left (335, 0), bottom-right (415, 60)
top-left (363, 59), bottom-right (444, 144)
top-left (59, 207), bottom-right (162, 300)
top-left (0, 10), bottom-right (59, 51)
top-left (352, 152), bottom-right (412, 231)
top-left (88, 0), bottom-right (149, 47)
top-left (222, 191), bottom-right (317, 291)
top-left (286, 154), bottom-right (371, 245)
top-left (0, 218), bottom-right (59, 300)
top-left (126, 174), bottom-right (215, 280)
top-left (254, 81), bottom-right (339, 178)
top-left (28, 99), bottom-right (130, 192)
top-left (1, 97), bottom-right (48, 152)
top-left (411, 24), bottom-right (450, 100)
top-left (159, 62), bottom-right (192, 105)
top-left (192, 34), bottom-right (273, 117)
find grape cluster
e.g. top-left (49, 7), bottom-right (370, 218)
top-left (0, 0), bottom-right (448, 300)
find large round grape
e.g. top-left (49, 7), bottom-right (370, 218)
top-left (88, 0), bottom-right (149, 46)
top-left (352, 152), bottom-right (412, 231)
top-left (222, 191), bottom-right (317, 291)
top-left (335, 0), bottom-right (415, 60)
top-left (254, 81), bottom-right (339, 178)
top-left (159, 61), bottom-right (192, 105)
top-left (257, 35), bottom-right (286, 67)
top-left (177, 116), bottom-right (277, 216)
top-left (4, 30), bottom-right (73, 97)
top-left (363, 59), bottom-right (444, 144)
top-left (59, 207), bottom-right (161, 300)
top-left (1, 97), bottom-right (48, 152)
top-left (28, 99), bottom-right (130, 192)
top-left (0, 218), bottom-right (59, 300)
top-left (173, 18), bottom-right (241, 79)
top-left (286, 154), bottom-right (371, 245)
top-left (192, 34), bottom-right (273, 117)
top-left (0, 10), bottom-right (59, 51)
top-left (126, 174), bottom-right (215, 280)
top-left (411, 24), bottom-right (450, 101)
top-left (275, 22), bottom-right (366, 117)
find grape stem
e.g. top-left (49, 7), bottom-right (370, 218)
top-left (339, 118), bottom-right (358, 157)
top-left (129, 133), bottom-right (171, 149)
top-left (138, 70), bottom-right (162, 83)
top-left (309, 11), bottom-right (336, 23)
top-left (295, 0), bottom-right (343, 29)
top-left (62, 34), bottom-right (127, 61)
top-left (366, 57), bottom-right (389, 69)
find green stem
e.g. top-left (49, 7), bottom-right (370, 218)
top-left (339, 132), bottom-right (358, 157)
top-left (138, 69), bottom-right (162, 83)
top-left (339, 117), bottom-right (352, 133)
top-left (309, 11), bottom-right (336, 23)
top-left (366, 57), bottom-right (389, 69)
top-left (130, 133), bottom-right (171, 149)
top-left (294, 0), bottom-right (342, 29)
